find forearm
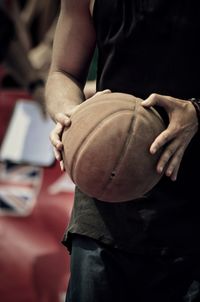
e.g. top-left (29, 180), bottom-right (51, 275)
top-left (45, 70), bottom-right (85, 122)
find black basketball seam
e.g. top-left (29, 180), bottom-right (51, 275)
top-left (70, 97), bottom-right (135, 119)
top-left (63, 98), bottom-right (135, 178)
top-left (99, 102), bottom-right (139, 200)
top-left (100, 105), bottom-right (165, 201)
top-left (71, 108), bottom-right (136, 184)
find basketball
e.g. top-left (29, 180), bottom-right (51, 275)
top-left (62, 92), bottom-right (165, 202)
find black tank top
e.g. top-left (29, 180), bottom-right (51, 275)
top-left (94, 0), bottom-right (200, 99)
top-left (63, 0), bottom-right (200, 256)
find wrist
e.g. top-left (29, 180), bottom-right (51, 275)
top-left (189, 98), bottom-right (200, 129)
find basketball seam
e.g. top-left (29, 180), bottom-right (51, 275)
top-left (71, 108), bottom-right (136, 184)
top-left (70, 98), bottom-right (135, 119)
top-left (67, 99), bottom-right (136, 179)
top-left (99, 102), bottom-right (139, 200)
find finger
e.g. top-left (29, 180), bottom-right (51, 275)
top-left (53, 147), bottom-right (62, 161)
top-left (142, 93), bottom-right (170, 109)
top-left (50, 123), bottom-right (64, 149)
top-left (60, 160), bottom-right (65, 172)
top-left (156, 139), bottom-right (179, 174)
top-left (88, 89), bottom-right (111, 101)
top-left (55, 112), bottom-right (71, 126)
top-left (165, 147), bottom-right (185, 181)
top-left (150, 127), bottom-right (175, 154)
top-left (170, 164), bottom-right (180, 182)
top-left (95, 89), bottom-right (111, 95)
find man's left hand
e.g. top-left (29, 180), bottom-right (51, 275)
top-left (142, 93), bottom-right (198, 181)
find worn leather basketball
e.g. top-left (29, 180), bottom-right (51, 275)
top-left (62, 92), bottom-right (165, 202)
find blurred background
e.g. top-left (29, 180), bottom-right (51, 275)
top-left (0, 1), bottom-right (96, 301)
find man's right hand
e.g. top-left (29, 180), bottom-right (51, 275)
top-left (50, 107), bottom-right (79, 171)
top-left (50, 89), bottom-right (111, 171)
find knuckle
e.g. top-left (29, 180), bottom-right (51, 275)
top-left (162, 154), bottom-right (170, 164)
top-left (176, 150), bottom-right (184, 162)
top-left (170, 151), bottom-right (183, 169)
top-left (150, 93), bottom-right (158, 101)
top-left (55, 112), bottom-right (64, 119)
top-left (172, 123), bottom-right (181, 133)
top-left (167, 148), bottom-right (174, 157)
top-left (161, 132), bottom-right (169, 143)
top-left (55, 121), bottom-right (62, 128)
top-left (161, 147), bottom-right (175, 164)
top-left (169, 160), bottom-right (177, 171)
top-left (176, 152), bottom-right (182, 161)
top-left (49, 132), bottom-right (58, 146)
top-left (49, 132), bottom-right (54, 143)
top-left (55, 113), bottom-right (68, 124)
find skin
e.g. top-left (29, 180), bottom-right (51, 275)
top-left (142, 94), bottom-right (198, 181)
top-left (45, 0), bottom-right (198, 180)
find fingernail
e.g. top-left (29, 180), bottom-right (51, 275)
top-left (158, 166), bottom-right (163, 173)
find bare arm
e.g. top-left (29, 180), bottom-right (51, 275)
top-left (45, 0), bottom-right (96, 120)
top-left (45, 0), bottom-right (96, 169)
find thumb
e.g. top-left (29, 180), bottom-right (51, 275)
top-left (141, 93), bottom-right (160, 107)
top-left (88, 89), bottom-right (112, 101)
top-left (55, 112), bottom-right (71, 126)
top-left (142, 93), bottom-right (169, 109)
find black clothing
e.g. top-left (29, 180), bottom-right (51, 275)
top-left (66, 234), bottom-right (200, 302)
top-left (94, 0), bottom-right (200, 100)
top-left (63, 0), bottom-right (200, 257)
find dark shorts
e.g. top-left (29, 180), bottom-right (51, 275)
top-left (65, 234), bottom-right (200, 302)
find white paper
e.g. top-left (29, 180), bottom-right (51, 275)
top-left (0, 100), bottom-right (55, 166)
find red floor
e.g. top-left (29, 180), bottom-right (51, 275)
top-left (0, 89), bottom-right (74, 302)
